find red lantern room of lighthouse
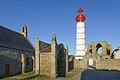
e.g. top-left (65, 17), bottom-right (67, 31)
top-left (76, 7), bottom-right (86, 22)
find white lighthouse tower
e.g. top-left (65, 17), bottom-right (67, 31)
top-left (75, 7), bottom-right (86, 59)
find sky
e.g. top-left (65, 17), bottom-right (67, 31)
top-left (0, 0), bottom-right (120, 55)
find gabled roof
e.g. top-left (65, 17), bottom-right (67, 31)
top-left (0, 25), bottom-right (34, 52)
top-left (57, 44), bottom-right (64, 50)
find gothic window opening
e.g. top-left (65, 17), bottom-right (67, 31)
top-left (96, 44), bottom-right (102, 54)
top-left (107, 49), bottom-right (110, 55)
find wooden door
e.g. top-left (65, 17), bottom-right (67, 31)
top-left (5, 64), bottom-right (10, 77)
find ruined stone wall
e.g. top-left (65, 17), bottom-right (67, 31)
top-left (40, 52), bottom-right (52, 76)
top-left (114, 50), bottom-right (120, 59)
top-left (74, 59), bottom-right (86, 69)
top-left (0, 47), bottom-right (34, 78)
top-left (96, 59), bottom-right (120, 70)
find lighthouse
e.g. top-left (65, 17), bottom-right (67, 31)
top-left (75, 7), bottom-right (86, 59)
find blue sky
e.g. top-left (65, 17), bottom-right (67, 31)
top-left (0, 0), bottom-right (120, 55)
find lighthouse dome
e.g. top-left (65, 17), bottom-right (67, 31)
top-left (76, 14), bottom-right (86, 22)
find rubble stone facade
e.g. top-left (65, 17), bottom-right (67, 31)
top-left (74, 41), bottom-right (120, 70)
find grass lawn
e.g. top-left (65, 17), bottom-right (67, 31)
top-left (16, 71), bottom-right (35, 77)
top-left (1, 71), bottom-right (35, 80)
top-left (1, 78), bottom-right (15, 80)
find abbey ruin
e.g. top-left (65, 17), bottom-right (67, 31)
top-left (74, 41), bottom-right (120, 70)
top-left (0, 7), bottom-right (120, 79)
top-left (0, 25), bottom-right (120, 79)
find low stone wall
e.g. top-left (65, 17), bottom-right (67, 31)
top-left (96, 59), bottom-right (120, 70)
top-left (74, 59), bottom-right (86, 69)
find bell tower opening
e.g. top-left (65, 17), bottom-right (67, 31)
top-left (21, 25), bottom-right (27, 38)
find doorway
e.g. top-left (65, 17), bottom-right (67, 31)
top-left (88, 59), bottom-right (94, 66)
top-left (5, 64), bottom-right (10, 77)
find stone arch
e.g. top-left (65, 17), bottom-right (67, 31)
top-left (96, 43), bottom-right (103, 54)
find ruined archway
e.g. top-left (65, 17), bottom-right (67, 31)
top-left (96, 43), bottom-right (102, 54)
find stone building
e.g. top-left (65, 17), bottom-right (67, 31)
top-left (35, 33), bottom-right (68, 77)
top-left (0, 25), bottom-right (35, 78)
top-left (74, 41), bottom-right (120, 70)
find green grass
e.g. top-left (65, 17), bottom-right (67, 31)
top-left (66, 72), bottom-right (77, 78)
top-left (1, 71), bottom-right (35, 80)
top-left (1, 78), bottom-right (15, 80)
top-left (16, 71), bottom-right (35, 77)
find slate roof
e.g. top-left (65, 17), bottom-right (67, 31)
top-left (57, 44), bottom-right (64, 51)
top-left (0, 25), bottom-right (34, 52)
top-left (40, 46), bottom-right (51, 52)
top-left (39, 43), bottom-right (64, 53)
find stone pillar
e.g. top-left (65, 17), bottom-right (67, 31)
top-left (32, 56), bottom-right (35, 71)
top-left (102, 43), bottom-right (106, 55)
top-left (51, 33), bottom-right (57, 78)
top-left (109, 45), bottom-right (112, 55)
top-left (92, 43), bottom-right (97, 54)
top-left (21, 54), bottom-right (26, 74)
top-left (66, 45), bottom-right (68, 73)
top-left (35, 36), bottom-right (40, 74)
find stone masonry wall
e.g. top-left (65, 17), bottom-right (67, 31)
top-left (0, 47), bottom-right (34, 78)
top-left (40, 52), bottom-right (52, 76)
top-left (96, 59), bottom-right (120, 70)
top-left (74, 59), bottom-right (86, 69)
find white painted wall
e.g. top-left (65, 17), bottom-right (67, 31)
top-left (76, 34), bottom-right (85, 39)
top-left (76, 51), bottom-right (86, 56)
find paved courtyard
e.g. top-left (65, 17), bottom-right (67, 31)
top-left (81, 69), bottom-right (120, 80)
top-left (32, 69), bottom-right (82, 80)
